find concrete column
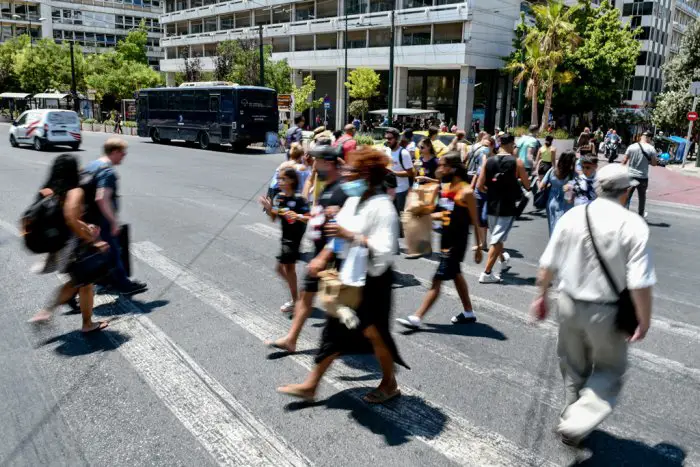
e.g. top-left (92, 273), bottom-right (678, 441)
top-left (40, 3), bottom-right (52, 39)
top-left (293, 70), bottom-right (303, 118)
top-left (336, 68), bottom-right (346, 126)
top-left (394, 66), bottom-right (408, 109)
top-left (456, 65), bottom-right (476, 133)
top-left (166, 72), bottom-right (176, 87)
top-left (494, 74), bottom-right (505, 130)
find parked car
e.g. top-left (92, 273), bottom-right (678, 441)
top-left (9, 109), bottom-right (81, 151)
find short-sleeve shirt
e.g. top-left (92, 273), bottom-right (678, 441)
top-left (516, 135), bottom-right (540, 169)
top-left (539, 198), bottom-right (656, 301)
top-left (484, 154), bottom-right (520, 217)
top-left (307, 180), bottom-right (348, 254)
top-left (332, 134), bottom-right (357, 159)
top-left (273, 193), bottom-right (309, 244)
top-left (83, 159), bottom-right (118, 223)
top-left (419, 156), bottom-right (438, 180)
top-left (625, 142), bottom-right (656, 179)
top-left (388, 147), bottom-right (414, 193)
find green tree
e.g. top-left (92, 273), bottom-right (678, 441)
top-left (179, 46), bottom-right (203, 83)
top-left (345, 67), bottom-right (380, 122)
top-left (348, 99), bottom-right (369, 119)
top-left (506, 41), bottom-right (545, 128)
top-left (13, 38), bottom-right (87, 94)
top-left (653, 19), bottom-right (700, 133)
top-left (116, 20), bottom-right (149, 65)
top-left (214, 40), bottom-right (292, 92)
top-left (293, 75), bottom-right (323, 113)
top-left (553, 0), bottom-right (640, 120)
top-left (527, 0), bottom-right (581, 132)
top-left (86, 51), bottom-right (163, 101)
top-left (0, 35), bottom-right (29, 92)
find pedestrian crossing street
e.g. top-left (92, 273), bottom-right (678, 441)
top-left (1, 216), bottom-right (698, 467)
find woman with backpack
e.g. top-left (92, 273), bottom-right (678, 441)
top-left (539, 150), bottom-right (577, 236)
top-left (28, 154), bottom-right (110, 333)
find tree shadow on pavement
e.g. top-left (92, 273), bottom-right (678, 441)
top-left (400, 322), bottom-right (507, 341)
top-left (285, 387), bottom-right (448, 446)
top-left (39, 327), bottom-right (129, 357)
top-left (569, 430), bottom-right (686, 466)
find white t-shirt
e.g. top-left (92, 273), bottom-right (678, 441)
top-left (539, 198), bottom-right (656, 302)
top-left (387, 146), bottom-right (414, 193)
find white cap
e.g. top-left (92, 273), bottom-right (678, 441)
top-left (595, 164), bottom-right (632, 192)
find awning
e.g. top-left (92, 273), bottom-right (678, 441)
top-left (33, 93), bottom-right (70, 100)
top-left (0, 92), bottom-right (30, 99)
top-left (369, 108), bottom-right (439, 116)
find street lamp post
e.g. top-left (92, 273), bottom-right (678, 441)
top-left (70, 41), bottom-right (79, 113)
top-left (258, 23), bottom-right (264, 87)
top-left (343, 0), bottom-right (348, 125)
top-left (387, 8), bottom-right (395, 125)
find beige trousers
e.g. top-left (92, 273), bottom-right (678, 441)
top-left (556, 292), bottom-right (629, 440)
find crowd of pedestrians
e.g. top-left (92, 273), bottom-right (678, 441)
top-left (21, 122), bottom-right (657, 448)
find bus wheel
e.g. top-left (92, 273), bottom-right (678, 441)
top-left (151, 129), bottom-right (170, 144)
top-left (197, 132), bottom-right (210, 150)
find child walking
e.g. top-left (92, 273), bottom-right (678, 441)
top-left (260, 167), bottom-right (310, 314)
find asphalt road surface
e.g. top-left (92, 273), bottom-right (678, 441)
top-left (1, 128), bottom-right (699, 467)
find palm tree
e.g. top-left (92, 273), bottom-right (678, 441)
top-left (506, 41), bottom-right (546, 128)
top-left (527, 0), bottom-right (581, 132)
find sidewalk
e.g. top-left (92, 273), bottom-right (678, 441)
top-left (666, 163), bottom-right (700, 178)
top-left (647, 164), bottom-right (700, 206)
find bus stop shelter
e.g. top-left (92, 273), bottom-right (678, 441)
top-left (0, 92), bottom-right (31, 118)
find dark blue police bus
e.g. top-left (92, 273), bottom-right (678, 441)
top-left (136, 85), bottom-right (278, 151)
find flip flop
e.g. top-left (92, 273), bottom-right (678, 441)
top-left (363, 388), bottom-right (401, 404)
top-left (277, 385), bottom-right (316, 402)
top-left (81, 321), bottom-right (109, 334)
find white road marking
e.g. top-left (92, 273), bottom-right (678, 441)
top-left (243, 222), bottom-right (278, 239)
top-left (0, 218), bottom-right (20, 236)
top-left (93, 294), bottom-right (312, 467)
top-left (132, 241), bottom-right (555, 467)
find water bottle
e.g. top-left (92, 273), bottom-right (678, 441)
top-left (329, 219), bottom-right (344, 254)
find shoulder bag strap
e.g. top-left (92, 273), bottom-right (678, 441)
top-left (585, 203), bottom-right (620, 296)
top-left (638, 142), bottom-right (651, 162)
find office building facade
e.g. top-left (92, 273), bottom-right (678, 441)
top-left (158, 0), bottom-right (521, 131)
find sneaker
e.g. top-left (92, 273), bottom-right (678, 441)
top-left (118, 280), bottom-right (148, 296)
top-left (280, 301), bottom-right (295, 314)
top-left (396, 315), bottom-right (422, 329)
top-left (451, 312), bottom-right (477, 324)
top-left (499, 252), bottom-right (512, 274)
top-left (644, 211), bottom-right (648, 219)
top-left (479, 272), bottom-right (502, 284)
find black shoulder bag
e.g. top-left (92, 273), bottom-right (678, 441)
top-left (585, 204), bottom-right (638, 336)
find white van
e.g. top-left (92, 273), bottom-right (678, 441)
top-left (9, 109), bottom-right (81, 151)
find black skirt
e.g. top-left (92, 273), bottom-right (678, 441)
top-left (315, 267), bottom-right (409, 369)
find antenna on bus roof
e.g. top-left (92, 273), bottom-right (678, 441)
top-left (178, 81), bottom-right (238, 88)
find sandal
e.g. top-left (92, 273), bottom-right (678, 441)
top-left (81, 321), bottom-right (109, 333)
top-left (363, 388), bottom-right (401, 404)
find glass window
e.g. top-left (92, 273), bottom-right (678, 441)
top-left (407, 75), bottom-right (423, 108)
top-left (190, 20), bottom-right (203, 33)
top-left (166, 0), bottom-right (175, 12)
top-left (221, 91), bottom-right (233, 112)
top-left (53, 29), bottom-right (63, 40)
top-left (347, 30), bottom-right (366, 48)
top-left (52, 8), bottom-right (61, 20)
top-left (402, 25), bottom-right (430, 45)
top-left (404, 0), bottom-right (431, 7)
top-left (272, 36), bottom-right (290, 52)
top-left (192, 0), bottom-right (202, 7)
top-left (316, 33), bottom-right (336, 50)
top-left (433, 22), bottom-right (461, 44)
top-left (235, 11), bottom-right (250, 28)
top-left (317, 0), bottom-right (336, 18)
top-left (369, 28), bottom-right (391, 47)
top-left (181, 91), bottom-right (194, 110)
top-left (253, 8), bottom-right (270, 25)
top-left (166, 23), bottom-right (176, 36)
top-left (204, 17), bottom-right (216, 31)
top-left (220, 15), bottom-right (233, 29)
top-left (176, 0), bottom-right (186, 10)
top-left (209, 96), bottom-right (219, 111)
top-left (271, 6), bottom-right (290, 24)
top-left (426, 75), bottom-right (456, 107)
top-left (435, 0), bottom-right (460, 4)
top-left (369, 0), bottom-right (392, 12)
top-left (195, 91), bottom-right (208, 111)
top-left (0, 2), bottom-right (11, 19)
top-left (295, 34), bottom-right (314, 51)
top-left (168, 91), bottom-right (180, 109)
top-left (295, 1), bottom-right (314, 20)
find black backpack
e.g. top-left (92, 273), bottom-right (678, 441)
top-left (21, 193), bottom-right (70, 254)
top-left (79, 166), bottom-right (109, 225)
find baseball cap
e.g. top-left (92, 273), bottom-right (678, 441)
top-left (595, 164), bottom-right (632, 192)
top-left (642, 130), bottom-right (654, 137)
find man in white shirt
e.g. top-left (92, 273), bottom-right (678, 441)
top-left (531, 163), bottom-right (656, 446)
top-left (622, 130), bottom-right (657, 218)
top-left (385, 128), bottom-right (415, 226)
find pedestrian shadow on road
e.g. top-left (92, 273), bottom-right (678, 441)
top-left (92, 298), bottom-right (170, 317)
top-left (501, 272), bottom-right (537, 287)
top-left (400, 322), bottom-right (507, 341)
top-left (392, 270), bottom-right (423, 289)
top-left (39, 327), bottom-right (129, 357)
top-left (646, 221), bottom-right (671, 228)
top-left (285, 387), bottom-right (448, 446)
top-left (570, 430), bottom-right (686, 466)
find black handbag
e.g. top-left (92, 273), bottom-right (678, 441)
top-left (68, 243), bottom-right (112, 287)
top-left (585, 204), bottom-right (638, 336)
top-left (118, 223), bottom-right (131, 277)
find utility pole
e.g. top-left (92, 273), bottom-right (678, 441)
top-left (387, 8), bottom-right (395, 125)
top-left (343, 0), bottom-right (348, 124)
top-left (69, 41), bottom-right (79, 113)
top-left (259, 23), bottom-right (264, 87)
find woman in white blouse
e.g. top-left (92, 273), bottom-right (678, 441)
top-left (277, 148), bottom-right (408, 404)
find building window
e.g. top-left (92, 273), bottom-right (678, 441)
top-left (220, 14), bottom-right (233, 30)
top-left (272, 7), bottom-right (290, 24)
top-left (317, 0), bottom-right (336, 18)
top-left (52, 8), bottom-right (61, 21)
top-left (346, 0), bottom-right (368, 14)
top-left (368, 28), bottom-right (391, 47)
top-left (402, 25), bottom-right (431, 45)
top-left (369, 0), bottom-right (393, 12)
top-left (190, 20), bottom-right (203, 34)
top-left (347, 30), bottom-right (366, 48)
top-left (272, 36), bottom-right (290, 52)
top-left (295, 1), bottom-right (314, 20)
top-left (404, 0), bottom-right (432, 8)
top-left (235, 11), bottom-right (250, 28)
top-left (433, 22), bottom-right (462, 44)
top-left (316, 32), bottom-right (336, 50)
top-left (295, 34), bottom-right (314, 51)
top-left (203, 42), bottom-right (217, 56)
top-left (253, 9), bottom-right (270, 26)
top-left (204, 17), bottom-right (217, 31)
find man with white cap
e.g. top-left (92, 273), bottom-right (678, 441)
top-left (530, 163), bottom-right (656, 446)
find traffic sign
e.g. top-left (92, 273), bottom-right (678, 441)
top-left (323, 101), bottom-right (331, 110)
top-left (690, 82), bottom-right (700, 96)
top-left (688, 111), bottom-right (698, 121)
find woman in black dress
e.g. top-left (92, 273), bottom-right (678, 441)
top-left (277, 148), bottom-right (408, 404)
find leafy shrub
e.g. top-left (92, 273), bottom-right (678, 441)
top-left (354, 134), bottom-right (376, 146)
top-left (123, 121), bottom-right (137, 127)
top-left (81, 118), bottom-right (96, 124)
